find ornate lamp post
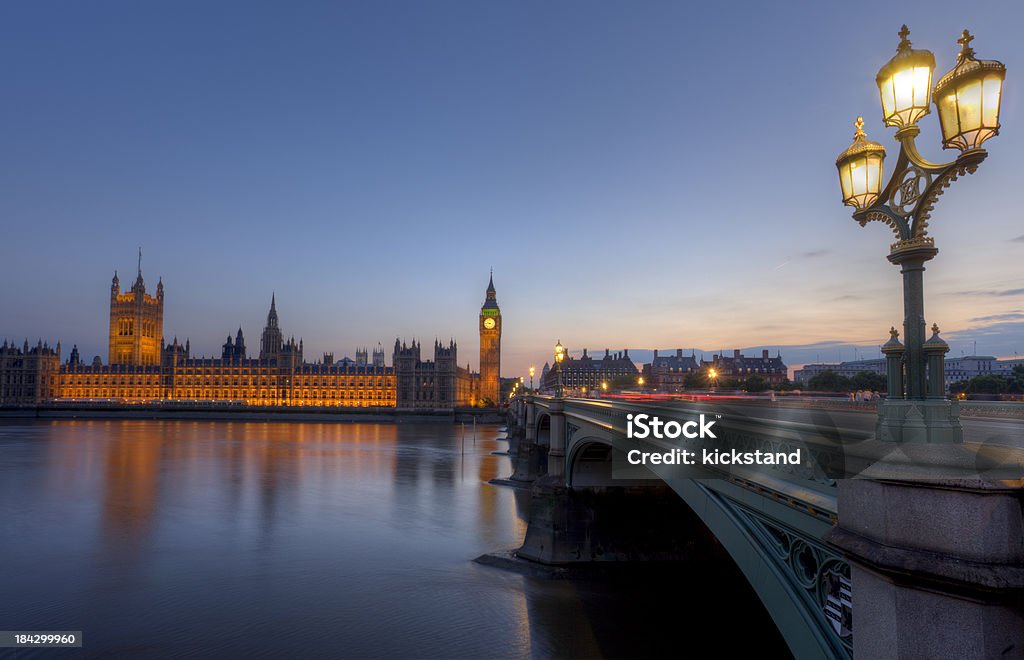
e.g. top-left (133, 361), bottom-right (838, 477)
top-left (529, 366), bottom-right (535, 392)
top-left (836, 26), bottom-right (1005, 443)
top-left (554, 340), bottom-right (565, 398)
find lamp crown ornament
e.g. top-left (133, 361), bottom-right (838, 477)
top-left (896, 24), bottom-right (911, 52)
top-left (933, 28), bottom-right (1005, 152)
top-left (957, 29), bottom-right (975, 61)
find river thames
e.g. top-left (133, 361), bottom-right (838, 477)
top-left (0, 420), bottom-right (788, 658)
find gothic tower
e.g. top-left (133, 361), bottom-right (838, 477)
top-left (479, 272), bottom-right (501, 405)
top-left (108, 250), bottom-right (164, 365)
top-left (260, 293), bottom-right (283, 360)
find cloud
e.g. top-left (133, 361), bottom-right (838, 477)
top-left (774, 249), bottom-right (831, 270)
top-left (1012, 235), bottom-right (1024, 243)
top-left (947, 288), bottom-right (1024, 298)
top-left (969, 312), bottom-right (1024, 323)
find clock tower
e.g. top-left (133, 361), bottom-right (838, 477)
top-left (479, 271), bottom-right (501, 406)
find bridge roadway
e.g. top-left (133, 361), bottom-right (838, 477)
top-left (640, 397), bottom-right (1024, 448)
top-left (513, 395), bottom-right (1024, 660)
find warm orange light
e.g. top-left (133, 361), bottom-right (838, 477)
top-left (934, 30), bottom-right (1005, 152)
top-left (836, 117), bottom-right (886, 209)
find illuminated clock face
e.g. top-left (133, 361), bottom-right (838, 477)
top-left (483, 318), bottom-right (496, 329)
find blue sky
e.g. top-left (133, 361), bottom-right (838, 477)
top-left (1, 0), bottom-right (1022, 376)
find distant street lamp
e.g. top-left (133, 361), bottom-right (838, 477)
top-left (554, 340), bottom-right (565, 398)
top-left (836, 26), bottom-right (1004, 443)
top-left (529, 366), bottom-right (535, 392)
top-left (638, 376), bottom-right (645, 388)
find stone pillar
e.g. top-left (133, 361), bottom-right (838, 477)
top-left (548, 399), bottom-right (566, 480)
top-left (525, 397), bottom-right (536, 444)
top-left (509, 398), bottom-right (539, 483)
top-left (923, 324), bottom-right (949, 399)
top-left (881, 327), bottom-right (905, 399)
top-left (826, 478), bottom-right (1024, 659)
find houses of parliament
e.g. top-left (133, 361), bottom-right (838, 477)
top-left (0, 259), bottom-right (503, 410)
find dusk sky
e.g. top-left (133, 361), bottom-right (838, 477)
top-left (1, 0), bottom-right (1022, 376)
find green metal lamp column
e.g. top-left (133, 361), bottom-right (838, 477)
top-left (888, 245), bottom-right (937, 399)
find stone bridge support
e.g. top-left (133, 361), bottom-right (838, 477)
top-left (827, 479), bottom-right (1024, 659)
top-left (547, 399), bottom-right (565, 478)
top-left (509, 396), bottom-right (542, 483)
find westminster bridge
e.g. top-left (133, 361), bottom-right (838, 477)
top-left (504, 395), bottom-right (1024, 660)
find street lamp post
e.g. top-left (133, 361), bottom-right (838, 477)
top-left (529, 366), bottom-right (535, 392)
top-left (554, 340), bottom-right (565, 398)
top-left (836, 26), bottom-right (1004, 443)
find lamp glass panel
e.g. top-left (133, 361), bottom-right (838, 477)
top-left (880, 80), bottom-right (896, 120)
top-left (912, 66), bottom-right (932, 106)
top-left (938, 93), bottom-right (959, 142)
top-left (867, 155), bottom-right (883, 198)
top-left (893, 68), bottom-right (915, 112)
top-left (957, 80), bottom-right (983, 133)
top-left (982, 75), bottom-right (1002, 126)
top-left (839, 164), bottom-right (854, 202)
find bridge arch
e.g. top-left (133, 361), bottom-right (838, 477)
top-left (566, 439), bottom-right (614, 487)
top-left (560, 421), bottom-right (849, 659)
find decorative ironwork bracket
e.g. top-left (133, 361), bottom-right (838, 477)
top-left (852, 126), bottom-right (986, 256)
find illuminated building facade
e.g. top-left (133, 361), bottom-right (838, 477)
top-left (702, 349), bottom-right (788, 386)
top-left (645, 349), bottom-right (700, 392)
top-left (542, 348), bottom-right (639, 391)
top-left (478, 273), bottom-right (501, 406)
top-left (108, 253), bottom-right (164, 366)
top-left (1, 265), bottom-right (497, 410)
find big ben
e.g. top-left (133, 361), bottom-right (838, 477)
top-left (479, 272), bottom-right (501, 406)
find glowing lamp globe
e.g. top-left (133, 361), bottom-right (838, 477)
top-left (933, 30), bottom-right (1006, 152)
top-left (876, 25), bottom-right (936, 129)
top-left (836, 117), bottom-right (887, 209)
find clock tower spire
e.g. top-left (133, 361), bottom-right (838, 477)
top-left (479, 271), bottom-right (501, 406)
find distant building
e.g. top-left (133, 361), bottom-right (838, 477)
top-left (794, 359), bottom-right (887, 384)
top-left (544, 348), bottom-right (639, 391)
top-left (0, 339), bottom-right (61, 405)
top-left (478, 273), bottom-right (501, 406)
top-left (703, 349), bottom-right (787, 386)
top-left (644, 349), bottom-right (700, 392)
top-left (1, 264), bottom-right (500, 410)
top-left (995, 358), bottom-right (1024, 376)
top-left (794, 355), bottom-right (1021, 388)
top-left (943, 355), bottom-right (998, 387)
top-left (393, 339), bottom-right (475, 409)
top-left (108, 254), bottom-right (164, 366)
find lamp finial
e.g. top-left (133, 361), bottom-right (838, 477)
top-left (854, 116), bottom-right (866, 139)
top-left (897, 25), bottom-right (911, 53)
top-left (957, 29), bottom-right (975, 61)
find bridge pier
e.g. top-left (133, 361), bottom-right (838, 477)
top-left (547, 399), bottom-right (565, 478)
top-left (516, 477), bottom-right (716, 564)
top-left (508, 396), bottom-right (543, 483)
top-left (827, 478), bottom-right (1024, 659)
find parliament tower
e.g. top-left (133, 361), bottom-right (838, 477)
top-left (479, 272), bottom-right (501, 405)
top-left (109, 251), bottom-right (164, 366)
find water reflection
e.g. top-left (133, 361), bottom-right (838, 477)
top-left (1, 419), bottom-right (786, 658)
